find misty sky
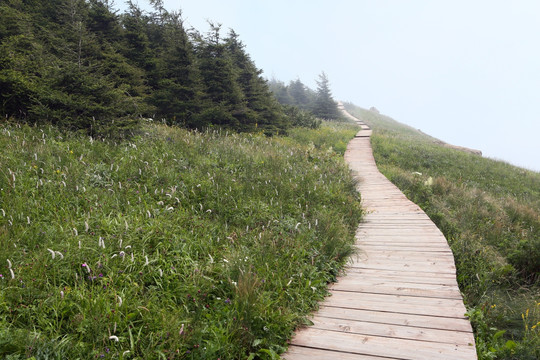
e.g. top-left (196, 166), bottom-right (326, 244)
top-left (136, 0), bottom-right (540, 172)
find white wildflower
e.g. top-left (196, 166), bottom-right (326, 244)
top-left (109, 335), bottom-right (119, 342)
top-left (47, 248), bottom-right (55, 259)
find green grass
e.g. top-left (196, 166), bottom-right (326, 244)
top-left (345, 103), bottom-right (540, 360)
top-left (0, 121), bottom-right (362, 359)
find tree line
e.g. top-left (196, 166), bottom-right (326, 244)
top-left (0, 0), bottom-right (341, 136)
top-left (269, 73), bottom-right (341, 122)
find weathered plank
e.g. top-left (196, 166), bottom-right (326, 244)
top-left (289, 328), bottom-right (476, 360)
top-left (322, 291), bottom-right (467, 318)
top-left (309, 316), bottom-right (474, 345)
top-left (285, 346), bottom-right (395, 360)
top-left (317, 306), bottom-right (473, 332)
top-left (329, 280), bottom-right (462, 299)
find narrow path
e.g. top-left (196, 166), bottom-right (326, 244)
top-left (283, 106), bottom-right (477, 360)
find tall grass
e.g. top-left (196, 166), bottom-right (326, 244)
top-left (0, 121), bottom-right (362, 359)
top-left (344, 104), bottom-right (539, 360)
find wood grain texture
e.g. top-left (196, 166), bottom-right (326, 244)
top-left (283, 104), bottom-right (477, 359)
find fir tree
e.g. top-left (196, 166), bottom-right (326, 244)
top-left (192, 23), bottom-right (244, 129)
top-left (288, 78), bottom-right (310, 108)
top-left (313, 71), bottom-right (340, 120)
top-left (149, 11), bottom-right (201, 125)
top-left (225, 30), bottom-right (287, 134)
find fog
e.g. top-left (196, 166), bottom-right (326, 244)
top-left (150, 0), bottom-right (540, 172)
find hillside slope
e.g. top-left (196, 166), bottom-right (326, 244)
top-left (344, 103), bottom-right (539, 360)
top-left (0, 121), bottom-right (361, 359)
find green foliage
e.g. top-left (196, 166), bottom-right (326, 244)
top-left (287, 79), bottom-right (315, 108)
top-left (283, 106), bottom-right (321, 129)
top-left (0, 121), bottom-right (362, 359)
top-left (344, 103), bottom-right (540, 359)
top-left (0, 0), bottom-right (290, 135)
top-left (268, 73), bottom-right (344, 128)
top-left (287, 121), bottom-right (359, 155)
top-left (312, 72), bottom-right (340, 121)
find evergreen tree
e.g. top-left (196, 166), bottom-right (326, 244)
top-left (192, 23), bottom-right (244, 129)
top-left (225, 30), bottom-right (287, 134)
top-left (1, 0), bottom-right (292, 135)
top-left (0, 0), bottom-right (146, 135)
top-left (121, 2), bottom-right (154, 74)
top-left (268, 79), bottom-right (294, 106)
top-left (0, 2), bottom-right (43, 119)
top-left (149, 11), bottom-right (201, 125)
top-left (313, 71), bottom-right (340, 120)
top-left (288, 78), bottom-right (310, 108)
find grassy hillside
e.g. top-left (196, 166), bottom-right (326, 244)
top-left (345, 103), bottom-right (539, 360)
top-left (0, 121), bottom-right (361, 359)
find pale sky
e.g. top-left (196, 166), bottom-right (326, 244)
top-left (131, 0), bottom-right (540, 172)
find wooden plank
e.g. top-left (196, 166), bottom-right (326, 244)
top-left (323, 291), bottom-right (467, 318)
top-left (356, 244), bottom-right (451, 251)
top-left (329, 280), bottom-right (462, 299)
top-left (347, 261), bottom-right (457, 274)
top-left (344, 267), bottom-right (458, 279)
top-left (290, 328), bottom-right (477, 360)
top-left (284, 346), bottom-right (395, 360)
top-left (353, 252), bottom-right (455, 261)
top-left (317, 306), bottom-right (473, 332)
top-left (309, 316), bottom-right (474, 345)
top-left (357, 241), bottom-right (451, 246)
top-left (342, 269), bottom-right (458, 287)
top-left (355, 246), bottom-right (451, 253)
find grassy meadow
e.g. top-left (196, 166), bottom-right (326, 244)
top-left (345, 103), bottom-right (539, 360)
top-left (0, 121), bottom-right (361, 359)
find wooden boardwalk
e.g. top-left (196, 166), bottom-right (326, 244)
top-left (283, 108), bottom-right (477, 359)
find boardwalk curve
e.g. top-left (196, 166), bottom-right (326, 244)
top-left (283, 106), bottom-right (477, 359)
